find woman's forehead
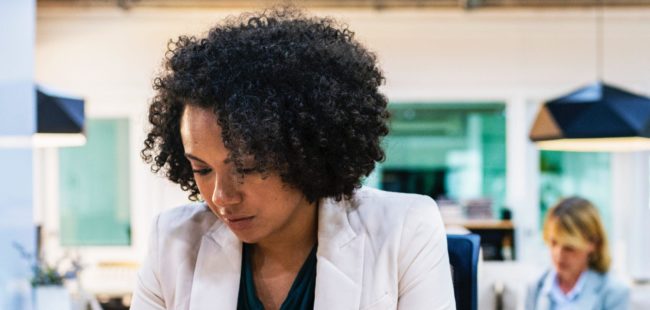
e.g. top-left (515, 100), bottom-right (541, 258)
top-left (548, 223), bottom-right (590, 248)
top-left (180, 105), bottom-right (227, 158)
top-left (181, 105), bottom-right (220, 135)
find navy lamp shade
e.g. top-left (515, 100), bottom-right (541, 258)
top-left (0, 86), bottom-right (85, 148)
top-left (529, 82), bottom-right (650, 152)
top-left (37, 87), bottom-right (84, 134)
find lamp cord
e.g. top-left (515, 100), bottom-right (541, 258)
top-left (596, 0), bottom-right (604, 81)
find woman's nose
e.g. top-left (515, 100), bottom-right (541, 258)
top-left (553, 246), bottom-right (570, 260)
top-left (211, 174), bottom-right (242, 208)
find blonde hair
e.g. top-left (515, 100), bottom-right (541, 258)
top-left (542, 197), bottom-right (611, 273)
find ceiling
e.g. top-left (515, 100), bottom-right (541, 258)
top-left (37, 0), bottom-right (650, 10)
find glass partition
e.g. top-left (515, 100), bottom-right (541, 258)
top-left (539, 151), bottom-right (612, 233)
top-left (374, 103), bottom-right (506, 219)
top-left (58, 118), bottom-right (131, 246)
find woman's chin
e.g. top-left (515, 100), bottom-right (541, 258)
top-left (231, 230), bottom-right (263, 244)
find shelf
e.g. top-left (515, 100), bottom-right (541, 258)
top-left (444, 219), bottom-right (514, 230)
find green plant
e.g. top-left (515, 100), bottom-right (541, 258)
top-left (13, 242), bottom-right (82, 287)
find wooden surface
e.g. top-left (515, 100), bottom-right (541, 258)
top-left (445, 219), bottom-right (514, 230)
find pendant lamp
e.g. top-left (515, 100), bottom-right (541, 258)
top-left (0, 86), bottom-right (86, 148)
top-left (529, 81), bottom-right (650, 152)
top-left (529, 2), bottom-right (650, 152)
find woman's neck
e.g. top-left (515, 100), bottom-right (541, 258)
top-left (557, 269), bottom-right (586, 294)
top-left (248, 201), bottom-right (318, 310)
top-left (253, 200), bottom-right (318, 262)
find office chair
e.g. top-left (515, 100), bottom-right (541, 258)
top-left (447, 234), bottom-right (481, 310)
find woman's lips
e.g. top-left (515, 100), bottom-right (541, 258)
top-left (223, 216), bottom-right (255, 230)
top-left (225, 216), bottom-right (253, 222)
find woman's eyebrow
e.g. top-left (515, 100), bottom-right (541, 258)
top-left (185, 153), bottom-right (231, 165)
top-left (184, 153), bottom-right (208, 164)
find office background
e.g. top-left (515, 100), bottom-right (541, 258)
top-left (2, 0), bottom-right (650, 309)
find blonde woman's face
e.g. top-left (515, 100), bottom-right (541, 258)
top-left (548, 234), bottom-right (594, 280)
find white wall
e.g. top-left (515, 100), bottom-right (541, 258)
top-left (0, 1), bottom-right (35, 309)
top-left (35, 5), bottom-right (650, 276)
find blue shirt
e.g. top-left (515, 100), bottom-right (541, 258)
top-left (541, 270), bottom-right (588, 310)
top-left (526, 268), bottom-right (630, 310)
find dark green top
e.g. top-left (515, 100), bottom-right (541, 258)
top-left (237, 243), bottom-right (317, 310)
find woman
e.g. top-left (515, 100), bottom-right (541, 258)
top-left (525, 197), bottom-right (629, 310)
top-left (131, 7), bottom-right (455, 310)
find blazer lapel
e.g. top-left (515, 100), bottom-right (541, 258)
top-left (314, 198), bottom-right (365, 310)
top-left (189, 221), bottom-right (242, 310)
top-left (573, 271), bottom-right (603, 310)
top-left (535, 270), bottom-right (552, 310)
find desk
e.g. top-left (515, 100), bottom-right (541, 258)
top-left (80, 261), bottom-right (137, 310)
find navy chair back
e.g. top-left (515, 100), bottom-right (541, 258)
top-left (447, 234), bottom-right (481, 310)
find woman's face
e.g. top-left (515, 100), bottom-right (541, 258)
top-left (180, 105), bottom-right (316, 245)
top-left (548, 232), bottom-right (594, 280)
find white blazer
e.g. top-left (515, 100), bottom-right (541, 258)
top-left (131, 187), bottom-right (456, 310)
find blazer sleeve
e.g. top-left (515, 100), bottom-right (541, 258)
top-left (131, 214), bottom-right (166, 310)
top-left (397, 197), bottom-right (456, 310)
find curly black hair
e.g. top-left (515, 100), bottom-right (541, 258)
top-left (141, 7), bottom-right (389, 203)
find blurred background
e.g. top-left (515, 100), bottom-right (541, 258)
top-left (2, 0), bottom-right (650, 309)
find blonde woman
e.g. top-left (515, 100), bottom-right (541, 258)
top-left (525, 197), bottom-right (629, 310)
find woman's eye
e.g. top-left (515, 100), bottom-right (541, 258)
top-left (192, 168), bottom-right (212, 176)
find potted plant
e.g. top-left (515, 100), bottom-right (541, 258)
top-left (13, 242), bottom-right (82, 310)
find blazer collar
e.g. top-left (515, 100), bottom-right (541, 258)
top-left (314, 196), bottom-right (365, 310)
top-left (189, 220), bottom-right (241, 310)
top-left (572, 270), bottom-right (605, 309)
top-left (188, 197), bottom-right (365, 310)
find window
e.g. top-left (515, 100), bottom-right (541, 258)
top-left (374, 103), bottom-right (506, 218)
top-left (539, 151), bottom-right (612, 233)
top-left (58, 119), bottom-right (131, 246)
